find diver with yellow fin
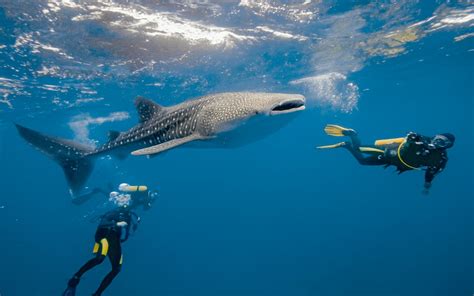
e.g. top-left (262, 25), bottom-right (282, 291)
top-left (318, 124), bottom-right (455, 193)
top-left (62, 183), bottom-right (157, 296)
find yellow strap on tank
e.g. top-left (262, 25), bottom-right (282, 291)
top-left (100, 238), bottom-right (109, 256)
top-left (119, 255), bottom-right (123, 265)
top-left (374, 137), bottom-right (405, 147)
top-left (92, 242), bottom-right (100, 254)
top-left (397, 140), bottom-right (421, 170)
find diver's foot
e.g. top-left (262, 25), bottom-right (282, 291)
top-left (343, 129), bottom-right (356, 136)
top-left (324, 124), bottom-right (357, 137)
top-left (68, 275), bottom-right (80, 288)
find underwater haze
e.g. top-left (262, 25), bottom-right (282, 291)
top-left (0, 1), bottom-right (473, 295)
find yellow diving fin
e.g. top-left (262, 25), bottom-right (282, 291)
top-left (316, 142), bottom-right (346, 149)
top-left (359, 147), bottom-right (385, 154)
top-left (324, 124), bottom-right (355, 137)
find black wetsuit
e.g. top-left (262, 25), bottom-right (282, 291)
top-left (69, 207), bottom-right (139, 296)
top-left (130, 189), bottom-right (153, 210)
top-left (344, 132), bottom-right (448, 187)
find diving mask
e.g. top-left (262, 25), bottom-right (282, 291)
top-left (431, 134), bottom-right (454, 149)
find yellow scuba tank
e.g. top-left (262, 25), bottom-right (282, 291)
top-left (119, 183), bottom-right (148, 192)
top-left (374, 137), bottom-right (405, 147)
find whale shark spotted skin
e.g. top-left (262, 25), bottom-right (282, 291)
top-left (16, 92), bottom-right (305, 193)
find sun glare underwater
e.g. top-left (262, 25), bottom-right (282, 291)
top-left (0, 1), bottom-right (473, 296)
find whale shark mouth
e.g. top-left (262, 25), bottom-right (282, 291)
top-left (270, 99), bottom-right (306, 115)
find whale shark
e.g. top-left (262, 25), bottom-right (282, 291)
top-left (16, 92), bottom-right (305, 193)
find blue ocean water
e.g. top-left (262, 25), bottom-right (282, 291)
top-left (0, 1), bottom-right (473, 296)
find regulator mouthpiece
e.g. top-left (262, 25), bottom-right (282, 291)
top-left (109, 191), bottom-right (131, 207)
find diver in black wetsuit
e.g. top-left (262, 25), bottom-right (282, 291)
top-left (318, 124), bottom-right (455, 193)
top-left (62, 184), bottom-right (157, 296)
top-left (64, 206), bottom-right (139, 296)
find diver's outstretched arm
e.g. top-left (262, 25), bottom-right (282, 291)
top-left (71, 186), bottom-right (110, 205)
top-left (71, 189), bottom-right (100, 205)
top-left (424, 156), bottom-right (447, 192)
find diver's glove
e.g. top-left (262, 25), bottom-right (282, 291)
top-left (422, 182), bottom-right (431, 195)
top-left (143, 190), bottom-right (158, 210)
top-left (116, 221), bottom-right (128, 227)
top-left (132, 216), bottom-right (140, 232)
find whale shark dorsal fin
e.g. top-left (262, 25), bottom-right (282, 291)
top-left (135, 96), bottom-right (164, 123)
top-left (108, 130), bottom-right (121, 141)
top-left (131, 134), bottom-right (205, 156)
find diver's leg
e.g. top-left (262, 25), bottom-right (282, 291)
top-left (68, 244), bottom-right (106, 288)
top-left (321, 124), bottom-right (386, 166)
top-left (72, 238), bottom-right (108, 277)
top-left (344, 143), bottom-right (385, 166)
top-left (342, 129), bottom-right (361, 148)
top-left (93, 236), bottom-right (122, 296)
top-left (73, 255), bottom-right (105, 278)
top-left (339, 130), bottom-right (387, 166)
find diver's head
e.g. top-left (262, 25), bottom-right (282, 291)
top-left (432, 133), bottom-right (455, 149)
top-left (119, 183), bottom-right (130, 192)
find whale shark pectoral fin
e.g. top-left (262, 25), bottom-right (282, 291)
top-left (131, 134), bottom-right (206, 156)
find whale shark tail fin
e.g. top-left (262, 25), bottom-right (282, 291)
top-left (15, 124), bottom-right (95, 193)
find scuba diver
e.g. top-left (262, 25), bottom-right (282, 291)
top-left (318, 124), bottom-right (455, 193)
top-left (62, 183), bottom-right (158, 296)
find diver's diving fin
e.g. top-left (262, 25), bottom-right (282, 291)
top-left (316, 142), bottom-right (347, 149)
top-left (324, 124), bottom-right (355, 137)
top-left (61, 286), bottom-right (76, 296)
top-left (131, 134), bottom-right (205, 156)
